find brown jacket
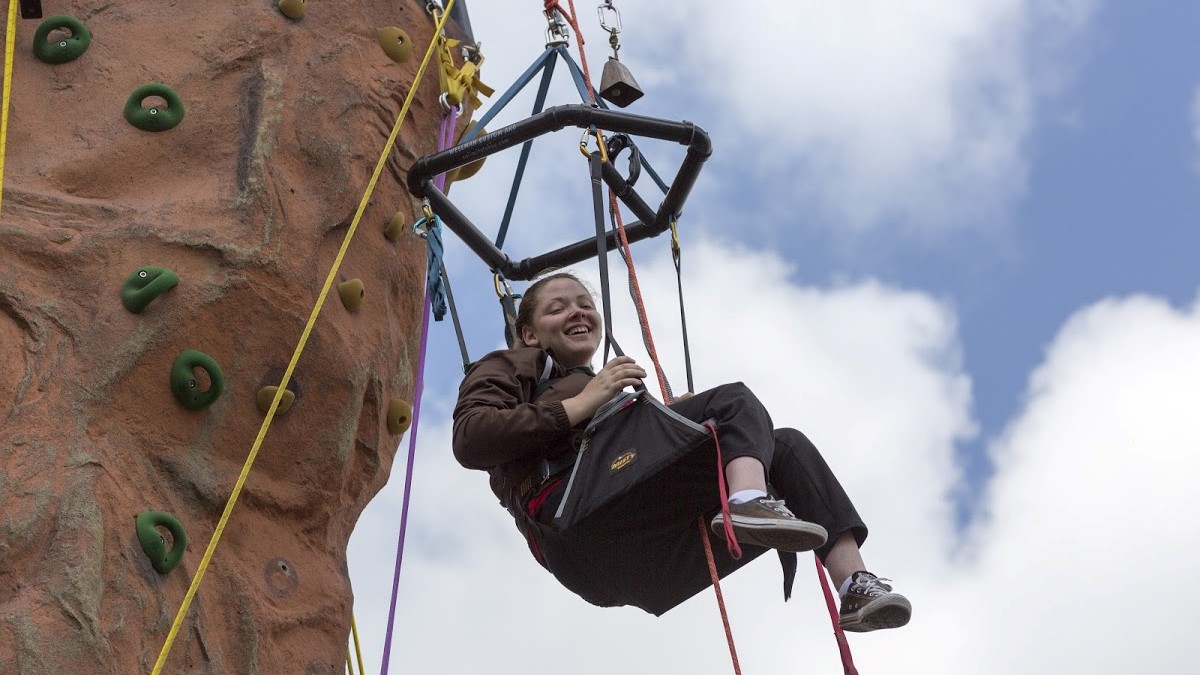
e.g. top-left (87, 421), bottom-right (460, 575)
top-left (452, 347), bottom-right (593, 500)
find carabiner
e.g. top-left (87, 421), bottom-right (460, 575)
top-left (493, 273), bottom-right (514, 300)
top-left (438, 91), bottom-right (465, 115)
top-left (597, 2), bottom-right (621, 35)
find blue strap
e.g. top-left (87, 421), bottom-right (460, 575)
top-left (414, 215), bottom-right (448, 321)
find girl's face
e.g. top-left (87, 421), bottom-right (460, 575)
top-left (520, 278), bottom-right (602, 368)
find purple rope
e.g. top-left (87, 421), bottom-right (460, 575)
top-left (378, 296), bottom-right (431, 675)
top-left (378, 108), bottom-right (456, 675)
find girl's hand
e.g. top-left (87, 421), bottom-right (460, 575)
top-left (562, 356), bottom-right (646, 425)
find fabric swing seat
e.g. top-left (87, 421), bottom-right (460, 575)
top-left (530, 389), bottom-right (773, 615)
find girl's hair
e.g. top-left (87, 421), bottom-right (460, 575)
top-left (512, 271), bottom-right (592, 348)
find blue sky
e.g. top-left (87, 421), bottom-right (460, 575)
top-left (348, 2), bottom-right (1200, 672)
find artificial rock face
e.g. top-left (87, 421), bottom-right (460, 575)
top-left (0, 2), bottom-right (462, 672)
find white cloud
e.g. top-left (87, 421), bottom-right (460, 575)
top-left (953, 294), bottom-right (1200, 673)
top-left (349, 238), bottom-right (1200, 673)
top-left (458, 1), bottom-right (1096, 234)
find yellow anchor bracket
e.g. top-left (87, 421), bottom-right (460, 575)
top-left (436, 38), bottom-right (493, 111)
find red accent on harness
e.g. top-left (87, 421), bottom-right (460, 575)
top-left (523, 478), bottom-right (564, 567)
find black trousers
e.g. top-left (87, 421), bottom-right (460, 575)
top-left (530, 382), bottom-right (869, 616)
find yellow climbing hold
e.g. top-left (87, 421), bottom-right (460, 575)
top-left (278, 0), bottom-right (306, 20)
top-left (377, 27), bottom-right (412, 64)
top-left (445, 122), bottom-right (486, 185)
top-left (384, 211), bottom-right (407, 241)
top-left (387, 398), bottom-right (412, 435)
top-left (338, 279), bottom-right (365, 312)
top-left (256, 386), bottom-right (296, 415)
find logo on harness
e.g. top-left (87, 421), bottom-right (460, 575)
top-left (609, 450), bottom-right (637, 473)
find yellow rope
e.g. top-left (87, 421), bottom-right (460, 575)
top-left (345, 650), bottom-right (355, 675)
top-left (350, 614), bottom-right (366, 675)
top-left (149, 2), bottom-right (456, 672)
top-left (0, 0), bottom-right (18, 217)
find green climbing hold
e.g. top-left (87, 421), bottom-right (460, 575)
top-left (121, 266), bottom-right (178, 314)
top-left (170, 349), bottom-right (224, 410)
top-left (124, 83), bottom-right (185, 132)
top-left (136, 511), bottom-right (187, 574)
top-left (32, 15), bottom-right (91, 65)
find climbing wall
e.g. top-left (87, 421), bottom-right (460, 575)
top-left (0, 1), bottom-right (461, 672)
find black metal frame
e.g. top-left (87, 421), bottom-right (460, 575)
top-left (406, 104), bottom-right (711, 281)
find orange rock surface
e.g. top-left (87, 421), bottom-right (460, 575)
top-left (0, 2), bottom-right (463, 672)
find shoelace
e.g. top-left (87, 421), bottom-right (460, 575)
top-left (852, 575), bottom-right (895, 597)
top-left (761, 498), bottom-right (797, 518)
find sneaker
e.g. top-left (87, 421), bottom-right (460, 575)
top-left (710, 497), bottom-right (828, 552)
top-left (839, 571), bottom-right (912, 633)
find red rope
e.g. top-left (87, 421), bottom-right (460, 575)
top-left (815, 555), bottom-right (860, 675)
top-left (705, 421), bottom-right (742, 560)
top-left (699, 517), bottom-right (742, 675)
top-left (610, 190), bottom-right (674, 401)
top-left (544, 0), bottom-right (597, 104)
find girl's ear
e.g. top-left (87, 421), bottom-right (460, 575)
top-left (520, 325), bottom-right (540, 348)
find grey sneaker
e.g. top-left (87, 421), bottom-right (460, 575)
top-left (710, 497), bottom-right (828, 552)
top-left (839, 571), bottom-right (912, 632)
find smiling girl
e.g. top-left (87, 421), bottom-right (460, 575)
top-left (452, 272), bottom-right (910, 629)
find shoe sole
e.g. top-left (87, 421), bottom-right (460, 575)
top-left (710, 514), bottom-right (828, 553)
top-left (840, 594), bottom-right (912, 633)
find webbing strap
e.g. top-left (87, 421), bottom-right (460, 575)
top-left (671, 222), bottom-right (695, 393)
top-left (0, 0), bottom-right (18, 216)
top-left (440, 265), bottom-right (470, 369)
top-left (149, 3), bottom-right (456, 672)
top-left (494, 49), bottom-right (558, 249)
top-left (589, 151), bottom-right (622, 362)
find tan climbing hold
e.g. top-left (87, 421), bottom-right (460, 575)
top-left (256, 386), bottom-right (296, 415)
top-left (338, 279), bottom-right (365, 312)
top-left (384, 211), bottom-right (407, 241)
top-left (377, 27), bottom-right (412, 63)
top-left (278, 0), bottom-right (306, 19)
top-left (387, 399), bottom-right (412, 435)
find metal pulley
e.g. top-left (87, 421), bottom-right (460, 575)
top-left (596, 2), bottom-right (643, 107)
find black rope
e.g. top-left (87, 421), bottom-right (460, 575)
top-left (590, 149), bottom-right (623, 363)
top-left (672, 234), bottom-right (695, 393)
top-left (439, 265), bottom-right (472, 373)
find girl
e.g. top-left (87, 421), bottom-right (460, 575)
top-left (452, 272), bottom-right (910, 630)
